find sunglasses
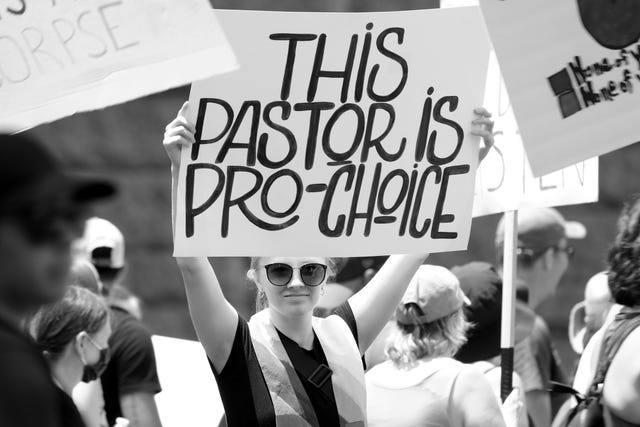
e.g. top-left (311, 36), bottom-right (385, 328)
top-left (517, 245), bottom-right (576, 260)
top-left (263, 263), bottom-right (327, 287)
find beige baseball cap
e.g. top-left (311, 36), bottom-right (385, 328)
top-left (396, 265), bottom-right (469, 325)
top-left (496, 207), bottom-right (586, 254)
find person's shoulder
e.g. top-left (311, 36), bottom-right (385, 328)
top-left (614, 324), bottom-right (640, 364)
top-left (533, 314), bottom-right (551, 334)
top-left (529, 314), bottom-right (553, 347)
top-left (0, 341), bottom-right (54, 394)
top-left (108, 308), bottom-right (154, 354)
top-left (453, 363), bottom-right (495, 397)
top-left (110, 308), bottom-right (151, 338)
top-left (0, 326), bottom-right (46, 369)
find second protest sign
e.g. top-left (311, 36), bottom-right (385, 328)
top-left (175, 8), bottom-right (491, 256)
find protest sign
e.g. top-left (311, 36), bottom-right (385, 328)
top-left (174, 8), bottom-right (491, 257)
top-left (0, 0), bottom-right (237, 132)
top-left (152, 336), bottom-right (224, 427)
top-left (473, 52), bottom-right (599, 217)
top-left (479, 0), bottom-right (640, 177)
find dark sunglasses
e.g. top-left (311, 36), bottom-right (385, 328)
top-left (264, 263), bottom-right (327, 287)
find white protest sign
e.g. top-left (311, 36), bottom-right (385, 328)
top-left (0, 0), bottom-right (237, 131)
top-left (174, 8), bottom-right (491, 257)
top-left (473, 52), bottom-right (599, 217)
top-left (479, 0), bottom-right (640, 177)
top-left (152, 336), bottom-right (224, 427)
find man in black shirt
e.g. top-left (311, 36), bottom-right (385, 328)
top-left (0, 133), bottom-right (114, 427)
top-left (84, 218), bottom-right (163, 427)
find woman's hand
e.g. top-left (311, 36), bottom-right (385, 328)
top-left (163, 101), bottom-right (196, 170)
top-left (471, 107), bottom-right (495, 163)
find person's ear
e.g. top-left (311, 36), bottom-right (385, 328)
top-left (74, 331), bottom-right (88, 359)
top-left (247, 269), bottom-right (256, 282)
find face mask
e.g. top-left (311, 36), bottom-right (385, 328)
top-left (80, 334), bottom-right (111, 383)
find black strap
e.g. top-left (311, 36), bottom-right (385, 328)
top-left (590, 308), bottom-right (640, 392)
top-left (278, 331), bottom-right (335, 402)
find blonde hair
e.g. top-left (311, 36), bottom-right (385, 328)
top-left (386, 307), bottom-right (469, 369)
top-left (249, 257), bottom-right (338, 313)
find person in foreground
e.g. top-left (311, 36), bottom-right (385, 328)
top-left (365, 265), bottom-right (507, 427)
top-left (30, 286), bottom-right (112, 427)
top-left (599, 196), bottom-right (640, 427)
top-left (0, 133), bottom-right (114, 427)
top-left (163, 102), bottom-right (494, 426)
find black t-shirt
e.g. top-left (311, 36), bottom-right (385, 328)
top-left (56, 386), bottom-right (86, 427)
top-left (0, 315), bottom-right (65, 427)
top-left (212, 303), bottom-right (360, 427)
top-left (101, 307), bottom-right (162, 426)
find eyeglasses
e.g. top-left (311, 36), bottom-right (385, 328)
top-left (517, 245), bottom-right (575, 260)
top-left (263, 263), bottom-right (327, 287)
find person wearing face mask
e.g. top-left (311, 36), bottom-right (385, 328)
top-left (30, 286), bottom-right (112, 427)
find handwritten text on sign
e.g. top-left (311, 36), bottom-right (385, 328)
top-left (0, 0), bottom-right (236, 131)
top-left (479, 0), bottom-right (640, 177)
top-left (175, 9), bottom-right (491, 256)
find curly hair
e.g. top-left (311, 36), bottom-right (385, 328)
top-left (607, 196), bottom-right (640, 307)
top-left (385, 304), bottom-right (470, 370)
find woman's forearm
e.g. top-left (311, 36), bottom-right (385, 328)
top-left (348, 253), bottom-right (429, 352)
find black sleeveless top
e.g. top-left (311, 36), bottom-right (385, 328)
top-left (210, 303), bottom-right (359, 427)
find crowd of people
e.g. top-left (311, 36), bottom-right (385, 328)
top-left (0, 101), bottom-right (639, 427)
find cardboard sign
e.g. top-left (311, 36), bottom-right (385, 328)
top-left (152, 336), bottom-right (224, 427)
top-left (479, 0), bottom-right (640, 177)
top-left (0, 0), bottom-right (237, 132)
top-left (174, 8), bottom-right (491, 257)
top-left (473, 52), bottom-right (599, 217)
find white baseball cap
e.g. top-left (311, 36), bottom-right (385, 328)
top-left (83, 217), bottom-right (125, 269)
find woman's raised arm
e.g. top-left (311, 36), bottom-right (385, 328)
top-left (165, 102), bottom-right (238, 372)
top-left (348, 107), bottom-right (494, 353)
top-left (347, 253), bottom-right (429, 353)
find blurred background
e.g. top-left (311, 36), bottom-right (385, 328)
top-left (30, 0), bottom-right (637, 380)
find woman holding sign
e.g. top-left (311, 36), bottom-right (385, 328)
top-left (163, 102), bottom-right (494, 427)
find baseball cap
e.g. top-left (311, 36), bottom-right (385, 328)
top-left (0, 134), bottom-right (115, 214)
top-left (495, 207), bottom-right (586, 254)
top-left (84, 217), bottom-right (125, 269)
top-left (452, 262), bottom-right (535, 363)
top-left (396, 265), bottom-right (469, 325)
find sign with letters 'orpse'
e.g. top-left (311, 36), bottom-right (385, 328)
top-left (174, 8), bottom-right (491, 257)
top-left (480, 0), bottom-right (640, 177)
top-left (0, 0), bottom-right (236, 131)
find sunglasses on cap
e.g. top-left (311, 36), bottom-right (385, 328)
top-left (263, 263), bottom-right (327, 287)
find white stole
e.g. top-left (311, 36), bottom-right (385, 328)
top-left (248, 309), bottom-right (367, 427)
